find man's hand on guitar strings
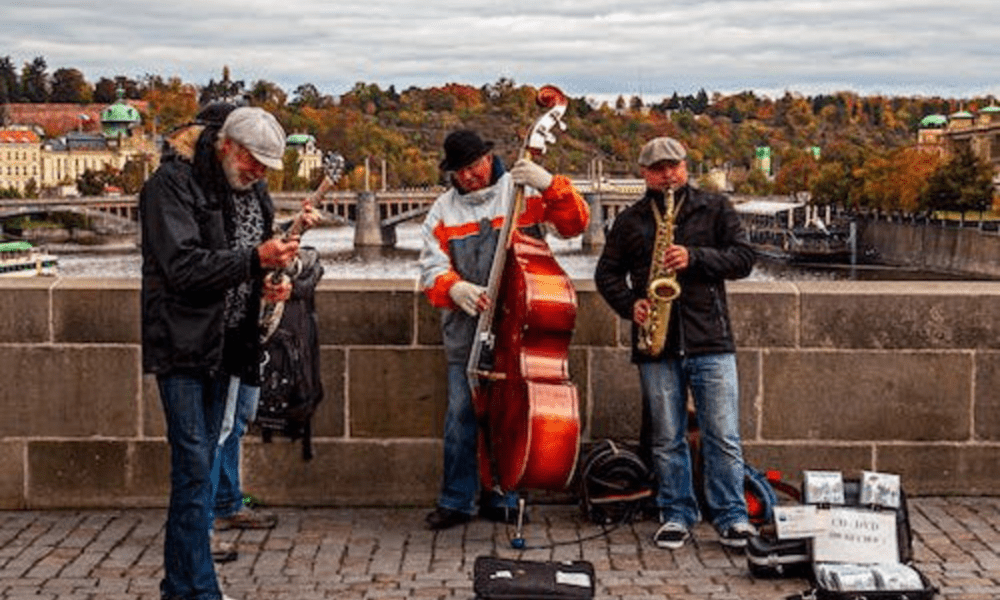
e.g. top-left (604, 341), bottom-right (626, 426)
top-left (262, 275), bottom-right (293, 303)
top-left (257, 238), bottom-right (300, 269)
top-left (299, 199), bottom-right (323, 230)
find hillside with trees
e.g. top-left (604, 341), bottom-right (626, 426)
top-left (1, 56), bottom-right (995, 215)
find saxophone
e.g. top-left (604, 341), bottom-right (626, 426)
top-left (636, 187), bottom-right (682, 356)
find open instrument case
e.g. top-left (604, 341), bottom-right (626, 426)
top-left (750, 472), bottom-right (937, 600)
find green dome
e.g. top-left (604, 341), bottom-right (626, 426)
top-left (920, 114), bottom-right (947, 128)
top-left (286, 133), bottom-right (315, 145)
top-left (950, 110), bottom-right (974, 119)
top-left (980, 106), bottom-right (1000, 113)
top-left (101, 102), bottom-right (141, 123)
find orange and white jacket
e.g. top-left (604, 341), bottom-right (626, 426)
top-left (419, 158), bottom-right (589, 364)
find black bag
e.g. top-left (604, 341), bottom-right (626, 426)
top-left (473, 556), bottom-right (595, 600)
top-left (256, 247), bottom-right (324, 459)
top-left (579, 440), bottom-right (652, 525)
top-left (747, 534), bottom-right (811, 578)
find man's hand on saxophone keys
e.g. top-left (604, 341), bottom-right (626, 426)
top-left (662, 244), bottom-right (690, 272)
top-left (633, 298), bottom-right (652, 325)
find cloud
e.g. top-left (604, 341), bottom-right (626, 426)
top-left (3, 0), bottom-right (998, 101)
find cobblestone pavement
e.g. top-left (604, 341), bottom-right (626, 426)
top-left (0, 497), bottom-right (998, 599)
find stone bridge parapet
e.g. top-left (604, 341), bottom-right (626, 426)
top-left (1, 278), bottom-right (999, 509)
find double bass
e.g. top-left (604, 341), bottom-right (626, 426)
top-left (467, 85), bottom-right (581, 494)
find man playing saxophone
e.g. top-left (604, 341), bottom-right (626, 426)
top-left (594, 137), bottom-right (756, 551)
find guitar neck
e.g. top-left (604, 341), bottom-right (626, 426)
top-left (284, 173), bottom-right (338, 241)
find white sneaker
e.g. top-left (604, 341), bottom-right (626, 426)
top-left (653, 521), bottom-right (691, 550)
top-left (719, 521), bottom-right (757, 548)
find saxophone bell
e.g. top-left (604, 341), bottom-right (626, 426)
top-left (648, 276), bottom-right (681, 302)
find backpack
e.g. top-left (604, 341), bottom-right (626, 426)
top-left (255, 247), bottom-right (324, 459)
top-left (579, 439), bottom-right (653, 525)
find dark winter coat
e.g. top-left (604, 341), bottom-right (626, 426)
top-left (140, 123), bottom-right (274, 383)
top-left (594, 184), bottom-right (754, 362)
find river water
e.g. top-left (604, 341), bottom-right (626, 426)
top-left (51, 223), bottom-right (989, 282)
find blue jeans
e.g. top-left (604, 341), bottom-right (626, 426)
top-left (158, 373), bottom-right (228, 600)
top-left (638, 352), bottom-right (748, 532)
top-left (210, 378), bottom-right (259, 521)
top-left (438, 362), bottom-right (517, 514)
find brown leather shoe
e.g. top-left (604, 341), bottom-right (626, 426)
top-left (425, 506), bottom-right (472, 530)
top-left (211, 534), bottom-right (238, 563)
top-left (214, 507), bottom-right (278, 531)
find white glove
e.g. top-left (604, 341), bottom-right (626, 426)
top-left (510, 158), bottom-right (553, 191)
top-left (449, 280), bottom-right (487, 316)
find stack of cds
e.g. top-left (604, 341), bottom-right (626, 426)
top-left (814, 563), bottom-right (923, 592)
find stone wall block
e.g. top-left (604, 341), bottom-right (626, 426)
top-left (243, 439), bottom-right (440, 506)
top-left (0, 280), bottom-right (50, 343)
top-left (28, 441), bottom-right (128, 508)
top-left (743, 443), bottom-right (874, 487)
top-left (974, 351), bottom-right (1000, 441)
top-left (130, 441), bottom-right (169, 506)
top-left (877, 444), bottom-right (1000, 495)
top-left (728, 282), bottom-right (799, 348)
top-left (0, 441), bottom-right (25, 509)
top-left (737, 349), bottom-right (761, 441)
top-left (142, 375), bottom-right (164, 438)
top-left (349, 348), bottom-right (447, 438)
top-left (589, 348), bottom-right (642, 441)
top-left (0, 346), bottom-right (139, 437)
top-left (573, 287), bottom-right (619, 347)
top-left (568, 347), bottom-right (588, 437)
top-left (314, 347), bottom-right (346, 437)
top-left (761, 350), bottom-right (971, 441)
top-left (315, 283), bottom-right (414, 345)
top-left (53, 279), bottom-right (140, 343)
top-left (416, 297), bottom-right (442, 346)
top-left (799, 281), bottom-right (1000, 350)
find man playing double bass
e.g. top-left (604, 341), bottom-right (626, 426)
top-left (419, 129), bottom-right (589, 530)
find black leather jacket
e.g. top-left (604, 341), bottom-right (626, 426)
top-left (140, 124), bottom-right (273, 383)
top-left (594, 185), bottom-right (754, 362)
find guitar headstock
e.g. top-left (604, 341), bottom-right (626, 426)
top-left (525, 86), bottom-right (569, 156)
top-left (322, 152), bottom-right (346, 185)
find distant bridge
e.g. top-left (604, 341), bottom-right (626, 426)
top-left (0, 180), bottom-right (643, 249)
top-left (0, 198), bottom-right (138, 236)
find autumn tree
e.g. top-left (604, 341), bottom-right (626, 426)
top-left (857, 146), bottom-right (941, 213)
top-left (247, 79), bottom-right (288, 109)
top-left (773, 148), bottom-right (820, 195)
top-left (50, 68), bottom-right (91, 103)
top-left (291, 83), bottom-right (334, 109)
top-left (0, 56), bottom-right (19, 103)
top-left (20, 56), bottom-right (49, 103)
top-left (143, 77), bottom-right (199, 133)
top-left (923, 145), bottom-right (995, 217)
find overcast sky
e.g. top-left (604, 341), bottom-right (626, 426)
top-left (4, 0), bottom-right (997, 103)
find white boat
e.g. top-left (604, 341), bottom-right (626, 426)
top-left (0, 241), bottom-right (59, 277)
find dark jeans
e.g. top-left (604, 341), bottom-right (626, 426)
top-left (158, 374), bottom-right (228, 600)
top-left (438, 362), bottom-right (517, 514)
top-left (211, 378), bottom-right (259, 521)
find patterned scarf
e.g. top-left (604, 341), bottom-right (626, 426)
top-left (224, 189), bottom-right (265, 329)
